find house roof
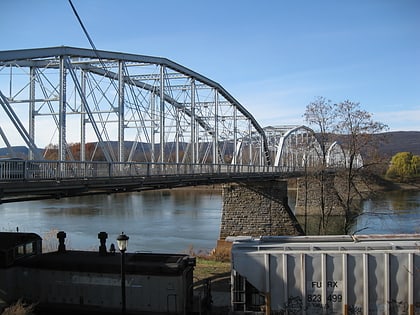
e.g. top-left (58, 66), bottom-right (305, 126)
top-left (0, 232), bottom-right (42, 251)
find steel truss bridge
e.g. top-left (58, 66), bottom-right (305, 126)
top-left (0, 47), bottom-right (356, 202)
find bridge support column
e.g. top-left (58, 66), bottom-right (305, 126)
top-left (295, 175), bottom-right (346, 216)
top-left (219, 180), bottom-right (304, 240)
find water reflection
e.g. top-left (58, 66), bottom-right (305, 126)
top-left (296, 215), bottom-right (347, 235)
top-left (354, 190), bottom-right (420, 234)
top-left (292, 189), bottom-right (420, 235)
top-left (0, 189), bottom-right (223, 253)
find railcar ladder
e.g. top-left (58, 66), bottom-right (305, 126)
top-left (231, 270), bottom-right (246, 311)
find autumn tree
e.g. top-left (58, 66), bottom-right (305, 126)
top-left (43, 142), bottom-right (107, 161)
top-left (68, 143), bottom-right (81, 160)
top-left (43, 144), bottom-right (58, 160)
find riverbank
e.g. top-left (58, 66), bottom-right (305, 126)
top-left (168, 175), bottom-right (420, 193)
top-left (390, 180), bottom-right (420, 191)
top-left (362, 176), bottom-right (420, 200)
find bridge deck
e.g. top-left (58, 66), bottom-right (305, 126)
top-left (0, 160), bottom-right (301, 203)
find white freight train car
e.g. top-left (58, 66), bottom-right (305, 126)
top-left (231, 234), bottom-right (420, 315)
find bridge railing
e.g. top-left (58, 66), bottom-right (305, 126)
top-left (0, 159), bottom-right (288, 181)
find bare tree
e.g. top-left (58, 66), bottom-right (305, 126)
top-left (304, 96), bottom-right (335, 163)
top-left (303, 96), bottom-right (335, 234)
top-left (333, 100), bottom-right (388, 232)
top-left (303, 97), bottom-right (388, 234)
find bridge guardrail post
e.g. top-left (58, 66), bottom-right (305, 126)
top-left (56, 161), bottom-right (60, 180)
top-left (23, 160), bottom-right (28, 180)
top-left (86, 161), bottom-right (90, 178)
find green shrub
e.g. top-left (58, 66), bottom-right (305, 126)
top-left (386, 152), bottom-right (420, 181)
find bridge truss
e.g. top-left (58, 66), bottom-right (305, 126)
top-left (0, 46), bottom-right (356, 176)
top-left (0, 47), bottom-right (270, 166)
top-left (265, 125), bottom-right (362, 170)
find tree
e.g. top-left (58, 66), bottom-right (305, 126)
top-left (386, 152), bottom-right (420, 181)
top-left (333, 100), bottom-right (388, 232)
top-left (414, 155), bottom-right (420, 175)
top-left (43, 142), bottom-right (107, 161)
top-left (304, 97), bottom-right (388, 234)
top-left (303, 96), bottom-right (335, 165)
top-left (43, 144), bottom-right (58, 160)
top-left (303, 96), bottom-right (335, 234)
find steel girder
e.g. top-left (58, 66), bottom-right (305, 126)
top-left (0, 46), bottom-right (270, 165)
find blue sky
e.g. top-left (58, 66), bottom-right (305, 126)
top-left (1, 0), bottom-right (419, 132)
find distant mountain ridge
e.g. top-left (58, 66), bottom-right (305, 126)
top-left (373, 131), bottom-right (420, 157)
top-left (1, 131), bottom-right (419, 160)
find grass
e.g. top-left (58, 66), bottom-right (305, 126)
top-left (194, 257), bottom-right (231, 281)
top-left (184, 243), bottom-right (232, 281)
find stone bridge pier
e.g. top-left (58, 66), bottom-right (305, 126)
top-left (219, 180), bottom-right (304, 242)
top-left (294, 174), bottom-right (358, 216)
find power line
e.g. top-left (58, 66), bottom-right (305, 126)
top-left (68, 0), bottom-right (98, 52)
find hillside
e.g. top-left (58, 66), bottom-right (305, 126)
top-left (1, 131), bottom-right (419, 160)
top-left (374, 131), bottom-right (420, 158)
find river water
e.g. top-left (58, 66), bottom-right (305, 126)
top-left (1, 188), bottom-right (419, 253)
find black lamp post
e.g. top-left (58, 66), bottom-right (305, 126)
top-left (117, 232), bottom-right (129, 315)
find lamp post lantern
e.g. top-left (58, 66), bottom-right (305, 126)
top-left (117, 232), bottom-right (129, 314)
